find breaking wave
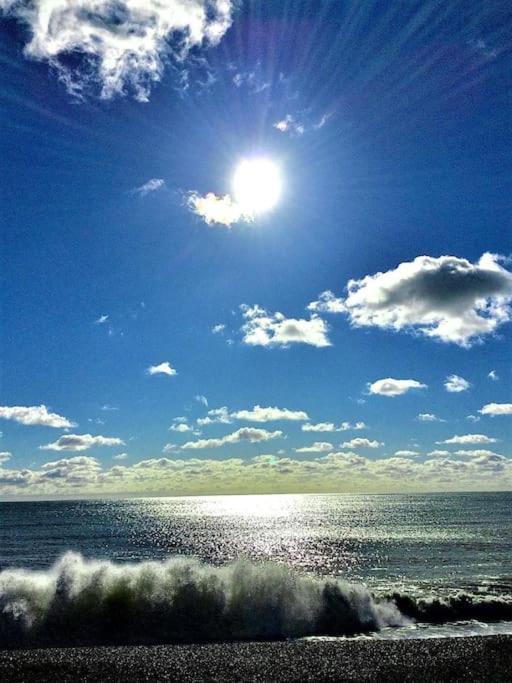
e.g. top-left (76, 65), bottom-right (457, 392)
top-left (0, 552), bottom-right (403, 648)
top-left (1, 553), bottom-right (511, 648)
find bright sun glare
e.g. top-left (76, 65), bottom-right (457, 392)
top-left (232, 158), bottom-right (282, 215)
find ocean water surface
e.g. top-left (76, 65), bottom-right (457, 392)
top-left (1, 492), bottom-right (512, 646)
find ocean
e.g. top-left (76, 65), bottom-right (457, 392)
top-left (1, 492), bottom-right (512, 647)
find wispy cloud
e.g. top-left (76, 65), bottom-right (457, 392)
top-left (0, 405), bottom-right (76, 429)
top-left (0, 0), bottom-right (234, 101)
top-left (94, 314), bottom-right (109, 324)
top-left (133, 178), bottom-right (165, 196)
top-left (273, 111), bottom-right (332, 137)
top-left (232, 66), bottom-right (270, 94)
top-left (273, 115), bottom-right (305, 136)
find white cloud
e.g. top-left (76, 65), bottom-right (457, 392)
top-left (169, 422), bottom-right (193, 433)
top-left (212, 324), bottom-right (226, 334)
top-left (273, 115), bottom-right (305, 136)
top-left (2, 448), bottom-right (511, 496)
top-left (0, 405), bottom-right (76, 429)
top-left (467, 415), bottom-right (481, 423)
top-left (444, 374), bottom-right (470, 393)
top-left (439, 434), bottom-right (497, 445)
top-left (182, 427), bottom-right (283, 450)
top-left (453, 449), bottom-right (503, 458)
top-left (147, 362), bottom-right (177, 377)
top-left (231, 68), bottom-right (269, 93)
top-left (40, 433), bottom-right (124, 452)
top-left (240, 304), bottom-right (330, 348)
top-left (417, 413), bottom-right (445, 422)
top-left (197, 406), bottom-right (232, 426)
top-left (394, 450), bottom-right (419, 457)
top-left (308, 290), bottom-right (346, 314)
top-left (133, 178), bottom-right (165, 196)
top-left (339, 421), bottom-right (366, 431)
top-left (488, 370), bottom-right (499, 381)
top-left (368, 378), bottom-right (427, 397)
top-left (480, 403), bottom-right (512, 416)
top-left (231, 405), bottom-right (309, 422)
top-left (341, 438), bottom-right (382, 449)
top-left (273, 111), bottom-right (332, 137)
top-left (472, 38), bottom-right (498, 60)
top-left (0, 451), bottom-right (11, 464)
top-left (0, 0), bottom-right (233, 101)
top-left (314, 112), bottom-right (333, 129)
top-left (428, 450), bottom-right (451, 457)
top-left (295, 442), bottom-right (333, 453)
top-left (188, 192), bottom-right (252, 227)
top-left (311, 253), bottom-right (512, 347)
top-left (94, 314), bottom-right (109, 324)
top-left (302, 422), bottom-right (335, 432)
top-left (101, 404), bottom-right (119, 412)
top-left (113, 453), bottom-right (128, 461)
top-left (302, 421), bottom-right (366, 432)
top-left (195, 395), bottom-right (209, 407)
top-left (39, 456), bottom-right (102, 483)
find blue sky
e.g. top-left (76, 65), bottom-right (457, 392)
top-left (0, 1), bottom-right (511, 497)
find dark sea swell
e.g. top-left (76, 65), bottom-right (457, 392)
top-left (1, 552), bottom-right (512, 648)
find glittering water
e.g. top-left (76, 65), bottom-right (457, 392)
top-left (2, 492), bottom-right (511, 590)
top-left (1, 492), bottom-right (512, 643)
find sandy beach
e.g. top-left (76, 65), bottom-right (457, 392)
top-left (1, 635), bottom-right (511, 682)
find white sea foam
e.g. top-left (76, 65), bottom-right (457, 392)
top-left (0, 552), bottom-right (406, 647)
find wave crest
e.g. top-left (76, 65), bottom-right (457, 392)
top-left (390, 591), bottom-right (512, 624)
top-left (0, 552), bottom-right (404, 648)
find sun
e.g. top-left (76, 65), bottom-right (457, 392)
top-left (232, 158), bottom-right (282, 215)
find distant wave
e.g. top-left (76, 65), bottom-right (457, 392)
top-left (390, 592), bottom-right (512, 625)
top-left (0, 553), bottom-right (511, 648)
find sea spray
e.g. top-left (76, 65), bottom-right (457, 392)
top-left (0, 552), bottom-right (405, 648)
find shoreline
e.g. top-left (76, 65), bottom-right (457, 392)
top-left (1, 635), bottom-right (512, 681)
